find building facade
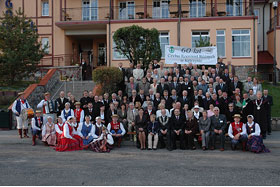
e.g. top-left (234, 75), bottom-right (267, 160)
top-left (0, 0), bottom-right (279, 79)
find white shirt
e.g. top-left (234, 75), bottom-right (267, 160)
top-left (37, 99), bottom-right (50, 114)
top-left (12, 99), bottom-right (30, 114)
top-left (93, 133), bottom-right (114, 145)
top-left (42, 122), bottom-right (55, 137)
top-left (31, 117), bottom-right (42, 131)
top-left (107, 122), bottom-right (126, 136)
top-left (92, 123), bottom-right (104, 139)
top-left (61, 109), bottom-right (74, 122)
top-left (63, 122), bottom-right (74, 139)
top-left (156, 109), bottom-right (170, 118)
top-left (55, 123), bottom-right (64, 134)
top-left (246, 122), bottom-right (261, 136)
top-left (193, 111), bottom-right (200, 120)
top-left (133, 68), bottom-right (144, 80)
top-left (228, 123), bottom-right (247, 139)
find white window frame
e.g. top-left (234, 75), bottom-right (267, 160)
top-left (42, 1), bottom-right (49, 16)
top-left (82, 0), bottom-right (98, 21)
top-left (159, 32), bottom-right (170, 58)
top-left (226, 0), bottom-right (243, 16)
top-left (153, 0), bottom-right (169, 19)
top-left (42, 38), bottom-right (50, 54)
top-left (190, 0), bottom-right (206, 18)
top-left (119, 1), bottom-right (135, 20)
top-left (216, 30), bottom-right (226, 58)
top-left (191, 31), bottom-right (210, 47)
top-left (232, 29), bottom-right (251, 57)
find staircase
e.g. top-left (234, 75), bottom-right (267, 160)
top-left (52, 81), bottom-right (96, 100)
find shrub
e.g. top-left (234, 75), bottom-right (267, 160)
top-left (92, 67), bottom-right (122, 95)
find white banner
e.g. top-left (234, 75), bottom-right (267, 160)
top-left (165, 45), bottom-right (217, 65)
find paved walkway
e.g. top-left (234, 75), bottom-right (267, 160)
top-left (0, 130), bottom-right (280, 185)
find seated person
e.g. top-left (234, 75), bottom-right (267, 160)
top-left (88, 126), bottom-right (114, 153)
top-left (228, 114), bottom-right (247, 151)
top-left (135, 108), bottom-right (148, 150)
top-left (55, 116), bottom-right (83, 152)
top-left (170, 109), bottom-right (185, 150)
top-left (93, 116), bottom-right (105, 139)
top-left (107, 114), bottom-right (126, 148)
top-left (147, 114), bottom-right (160, 150)
top-left (42, 116), bottom-right (57, 146)
top-left (184, 111), bottom-right (198, 150)
top-left (246, 115), bottom-right (270, 153)
top-left (198, 111), bottom-right (211, 150)
top-left (158, 109), bottom-right (170, 149)
top-left (31, 110), bottom-right (44, 146)
top-left (55, 116), bottom-right (64, 145)
top-left (61, 102), bottom-right (74, 122)
top-left (77, 115), bottom-right (94, 146)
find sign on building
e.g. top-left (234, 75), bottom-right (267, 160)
top-left (165, 45), bottom-right (217, 65)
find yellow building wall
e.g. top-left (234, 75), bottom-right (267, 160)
top-left (267, 30), bottom-right (280, 69)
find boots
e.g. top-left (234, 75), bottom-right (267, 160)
top-left (117, 137), bottom-right (122, 148)
top-left (32, 136), bottom-right (36, 146)
top-left (23, 129), bottom-right (29, 138)
top-left (18, 129), bottom-right (22, 139)
top-left (242, 142), bottom-right (247, 152)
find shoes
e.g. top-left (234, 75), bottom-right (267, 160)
top-left (220, 148), bottom-right (225, 151)
top-left (18, 129), bottom-right (22, 139)
top-left (191, 147), bottom-right (196, 150)
top-left (153, 148), bottom-right (157, 150)
top-left (202, 146), bottom-right (206, 151)
top-left (148, 148), bottom-right (152, 150)
top-left (210, 147), bottom-right (215, 150)
top-left (23, 129), bottom-right (29, 138)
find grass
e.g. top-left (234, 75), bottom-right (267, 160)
top-left (262, 82), bottom-right (280, 117)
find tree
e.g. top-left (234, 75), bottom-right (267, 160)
top-left (113, 25), bottom-right (162, 69)
top-left (195, 36), bottom-right (212, 47)
top-left (0, 9), bottom-right (46, 85)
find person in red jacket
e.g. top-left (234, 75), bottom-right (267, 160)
top-left (107, 114), bottom-right (126, 148)
top-left (228, 114), bottom-right (247, 151)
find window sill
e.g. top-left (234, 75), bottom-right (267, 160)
top-left (232, 56), bottom-right (252, 59)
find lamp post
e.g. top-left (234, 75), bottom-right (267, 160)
top-left (273, 1), bottom-right (278, 85)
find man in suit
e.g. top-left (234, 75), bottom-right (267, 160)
top-left (118, 62), bottom-right (126, 92)
top-left (137, 77), bottom-right (150, 96)
top-left (226, 61), bottom-right (235, 76)
top-left (210, 107), bottom-right (227, 151)
top-left (133, 64), bottom-right (144, 84)
top-left (241, 92), bottom-right (254, 123)
top-left (219, 92), bottom-right (232, 114)
top-left (84, 102), bottom-right (95, 123)
top-left (162, 90), bottom-right (173, 110)
top-left (180, 77), bottom-right (194, 98)
top-left (144, 103), bottom-right (156, 120)
top-left (126, 77), bottom-right (136, 98)
top-left (253, 91), bottom-right (268, 139)
top-left (92, 96), bottom-right (102, 118)
top-left (169, 76), bottom-right (181, 96)
top-left (126, 63), bottom-right (134, 80)
top-left (179, 90), bottom-right (193, 109)
top-left (169, 109), bottom-right (185, 150)
top-left (263, 89), bottom-right (273, 135)
top-left (203, 92), bottom-right (213, 110)
top-left (230, 76), bottom-right (243, 96)
top-left (243, 76), bottom-right (253, 93)
top-left (153, 93), bottom-right (161, 110)
top-left (127, 102), bottom-right (138, 140)
top-left (56, 91), bottom-right (69, 116)
top-left (157, 78), bottom-right (169, 96)
top-left (146, 72), bottom-right (153, 84)
top-left (215, 79), bottom-right (228, 93)
top-left (103, 93), bottom-right (110, 112)
top-left (80, 90), bottom-right (91, 110)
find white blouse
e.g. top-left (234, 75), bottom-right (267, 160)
top-left (247, 122), bottom-right (261, 136)
top-left (93, 133), bottom-right (114, 145)
top-left (55, 123), bottom-right (64, 134)
top-left (77, 121), bottom-right (94, 138)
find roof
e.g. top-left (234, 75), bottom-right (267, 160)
top-left (258, 51), bottom-right (274, 65)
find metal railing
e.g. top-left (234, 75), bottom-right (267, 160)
top-left (61, 3), bottom-right (252, 22)
top-left (39, 54), bottom-right (75, 67)
top-left (270, 15), bottom-right (279, 30)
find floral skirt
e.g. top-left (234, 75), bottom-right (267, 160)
top-left (247, 136), bottom-right (270, 153)
top-left (88, 140), bottom-right (113, 153)
top-left (55, 135), bottom-right (83, 152)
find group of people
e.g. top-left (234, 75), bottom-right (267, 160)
top-left (12, 59), bottom-right (272, 153)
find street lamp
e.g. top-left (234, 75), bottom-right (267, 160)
top-left (272, 1), bottom-right (278, 85)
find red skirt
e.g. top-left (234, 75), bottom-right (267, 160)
top-left (55, 135), bottom-right (83, 152)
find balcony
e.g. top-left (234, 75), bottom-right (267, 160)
top-left (61, 3), bottom-right (252, 22)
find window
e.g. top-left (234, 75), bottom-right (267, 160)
top-left (42, 38), bottom-right (49, 54)
top-left (42, 1), bottom-right (49, 16)
top-left (190, 0), bottom-right (206, 18)
top-left (191, 31), bottom-right (209, 47)
top-left (159, 32), bottom-right (169, 58)
top-left (226, 0), bottom-right (243, 16)
top-left (153, 0), bottom-right (169, 18)
top-left (216, 30), bottom-right (225, 57)
top-left (82, 0), bottom-right (98, 21)
top-left (232, 29), bottom-right (250, 57)
top-left (113, 39), bottom-right (127, 60)
top-left (119, 1), bottom-right (135, 20)
top-left (254, 9), bottom-right (260, 24)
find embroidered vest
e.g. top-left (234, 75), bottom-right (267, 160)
top-left (74, 109), bottom-right (82, 122)
top-left (231, 122), bottom-right (243, 136)
top-left (111, 122), bottom-right (120, 132)
top-left (34, 116), bottom-right (43, 129)
top-left (246, 123), bottom-right (256, 134)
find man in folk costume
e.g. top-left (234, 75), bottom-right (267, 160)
top-left (55, 116), bottom-right (64, 145)
top-left (12, 92), bottom-right (31, 138)
top-left (37, 92), bottom-right (58, 124)
top-left (253, 91), bottom-right (268, 139)
top-left (74, 102), bottom-right (84, 129)
top-left (61, 102), bottom-right (74, 122)
top-left (31, 110), bottom-right (44, 146)
top-left (228, 114), bottom-right (247, 151)
top-left (107, 114), bottom-right (126, 148)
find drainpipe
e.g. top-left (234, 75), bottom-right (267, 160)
top-left (177, 0), bottom-right (181, 46)
top-left (252, 0), bottom-right (256, 75)
top-left (263, 4), bottom-right (265, 51)
top-left (108, 0), bottom-right (112, 67)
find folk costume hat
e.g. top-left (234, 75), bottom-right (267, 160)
top-left (75, 102), bottom-right (81, 105)
top-left (35, 110), bottom-right (42, 113)
top-left (112, 114), bottom-right (119, 118)
top-left (44, 92), bottom-right (50, 96)
top-left (247, 115), bottom-right (254, 120)
top-left (233, 114), bottom-right (242, 119)
top-left (18, 92), bottom-right (25, 96)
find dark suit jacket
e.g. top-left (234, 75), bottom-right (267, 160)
top-left (170, 115), bottom-right (186, 131)
top-left (210, 114), bottom-right (227, 131)
top-left (230, 81), bottom-right (243, 94)
top-left (56, 97), bottom-right (69, 112)
top-left (179, 96), bottom-right (194, 109)
top-left (215, 83), bottom-right (228, 93)
top-left (180, 82), bottom-right (194, 97)
top-left (183, 118), bottom-right (198, 133)
top-left (203, 98), bottom-right (213, 110)
top-left (169, 82), bottom-right (181, 95)
top-left (156, 83), bottom-right (170, 96)
top-left (263, 95), bottom-right (273, 115)
top-left (162, 96), bottom-right (173, 110)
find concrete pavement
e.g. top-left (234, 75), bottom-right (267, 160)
top-left (0, 130), bottom-right (280, 186)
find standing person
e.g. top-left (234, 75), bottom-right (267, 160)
top-left (170, 109), bottom-right (185, 150)
top-left (117, 103), bottom-right (128, 130)
top-left (210, 107), bottom-right (227, 151)
top-left (135, 108), bottom-right (148, 150)
top-left (246, 115), bottom-right (270, 153)
top-left (226, 61), bottom-right (235, 76)
top-left (252, 77), bottom-right (262, 95)
top-left (88, 127), bottom-right (114, 153)
top-left (77, 115), bottom-right (94, 146)
top-left (42, 116), bottom-right (57, 146)
top-left (147, 114), bottom-right (160, 150)
top-left (133, 64), bottom-right (144, 84)
top-left (55, 116), bottom-right (83, 152)
top-left (241, 93), bottom-right (254, 123)
top-left (126, 63), bottom-right (134, 81)
top-left (74, 102), bottom-right (85, 127)
top-left (80, 90), bottom-right (91, 110)
top-left (199, 110), bottom-right (211, 150)
top-left (253, 91), bottom-right (268, 139)
top-left (12, 92), bottom-right (31, 138)
top-left (184, 111), bottom-right (198, 150)
top-left (56, 91), bottom-right (69, 116)
top-left (31, 110), bottom-right (43, 146)
top-left (80, 59), bottom-right (87, 81)
top-left (126, 77), bottom-right (136, 98)
top-left (107, 114), bottom-right (126, 148)
top-left (37, 92), bottom-right (58, 124)
top-left (61, 102), bottom-right (74, 122)
top-left (228, 114), bottom-right (247, 151)
top-left (69, 95), bottom-right (77, 110)
top-left (263, 89), bottom-right (273, 135)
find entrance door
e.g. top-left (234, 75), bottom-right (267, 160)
top-left (98, 43), bottom-right (107, 66)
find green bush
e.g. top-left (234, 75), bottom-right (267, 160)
top-left (92, 67), bottom-right (122, 95)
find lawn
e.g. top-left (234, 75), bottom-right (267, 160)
top-left (262, 82), bottom-right (280, 117)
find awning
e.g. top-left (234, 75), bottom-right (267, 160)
top-left (258, 51), bottom-right (274, 65)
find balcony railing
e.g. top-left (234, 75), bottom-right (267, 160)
top-left (270, 15), bottom-right (280, 30)
top-left (61, 3), bottom-right (252, 22)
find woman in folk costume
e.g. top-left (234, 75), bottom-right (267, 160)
top-left (246, 115), bottom-right (270, 153)
top-left (42, 116), bottom-right (57, 146)
top-left (55, 116), bottom-right (83, 152)
top-left (61, 102), bottom-right (74, 122)
top-left (107, 114), bottom-right (126, 148)
top-left (55, 116), bottom-right (64, 145)
top-left (88, 126), bottom-right (114, 153)
top-left (93, 116), bottom-right (105, 139)
top-left (77, 115), bottom-right (95, 146)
